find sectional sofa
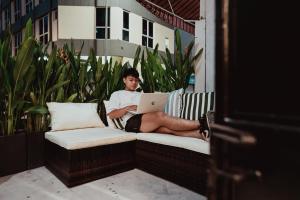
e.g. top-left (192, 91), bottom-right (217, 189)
top-left (45, 91), bottom-right (214, 195)
top-left (45, 127), bottom-right (210, 194)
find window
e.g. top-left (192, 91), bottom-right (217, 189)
top-left (14, 0), bottom-right (21, 21)
top-left (165, 37), bottom-right (169, 49)
top-left (4, 7), bottom-right (11, 30)
top-left (25, 0), bottom-right (33, 14)
top-left (142, 19), bottom-right (153, 48)
top-left (122, 10), bottom-right (129, 41)
top-left (14, 31), bottom-right (22, 55)
top-left (39, 15), bottom-right (49, 45)
top-left (96, 8), bottom-right (110, 39)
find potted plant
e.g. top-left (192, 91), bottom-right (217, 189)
top-left (25, 42), bottom-right (74, 169)
top-left (0, 20), bottom-right (36, 176)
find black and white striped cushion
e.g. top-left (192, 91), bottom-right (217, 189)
top-left (103, 100), bottom-right (125, 130)
top-left (111, 118), bottom-right (125, 130)
top-left (180, 92), bottom-right (215, 120)
top-left (164, 88), bottom-right (184, 117)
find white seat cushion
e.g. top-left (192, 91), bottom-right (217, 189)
top-left (45, 127), bottom-right (137, 150)
top-left (136, 133), bottom-right (210, 155)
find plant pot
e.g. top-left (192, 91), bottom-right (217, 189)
top-left (0, 132), bottom-right (27, 176)
top-left (27, 131), bottom-right (45, 169)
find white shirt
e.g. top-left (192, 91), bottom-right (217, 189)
top-left (106, 90), bottom-right (141, 128)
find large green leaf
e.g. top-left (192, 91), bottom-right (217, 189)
top-left (24, 19), bottom-right (33, 41)
top-left (133, 46), bottom-right (141, 69)
top-left (25, 105), bottom-right (48, 115)
top-left (13, 37), bottom-right (35, 90)
top-left (44, 46), bottom-right (57, 83)
top-left (46, 80), bottom-right (70, 99)
top-left (66, 93), bottom-right (78, 102)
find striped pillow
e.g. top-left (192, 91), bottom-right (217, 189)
top-left (164, 88), bottom-right (184, 117)
top-left (103, 100), bottom-right (124, 130)
top-left (111, 117), bottom-right (125, 130)
top-left (180, 92), bottom-right (215, 120)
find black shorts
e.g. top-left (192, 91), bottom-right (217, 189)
top-left (125, 114), bottom-right (143, 133)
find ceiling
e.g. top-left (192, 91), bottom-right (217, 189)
top-left (145, 0), bottom-right (200, 20)
top-left (137, 0), bottom-right (200, 34)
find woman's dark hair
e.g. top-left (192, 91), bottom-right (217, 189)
top-left (122, 68), bottom-right (139, 79)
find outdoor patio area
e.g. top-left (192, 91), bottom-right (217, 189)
top-left (1, 0), bottom-right (298, 199)
top-left (0, 167), bottom-right (205, 200)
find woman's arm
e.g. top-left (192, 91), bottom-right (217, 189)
top-left (107, 105), bottom-right (137, 119)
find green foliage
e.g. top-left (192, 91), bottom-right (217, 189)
top-left (0, 19), bottom-right (36, 135)
top-left (162, 29), bottom-right (203, 90)
top-left (138, 44), bottom-right (172, 92)
top-left (136, 29), bottom-right (203, 92)
top-left (0, 19), bottom-right (203, 135)
top-left (25, 43), bottom-right (71, 133)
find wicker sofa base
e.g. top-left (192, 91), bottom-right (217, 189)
top-left (45, 140), bottom-right (136, 187)
top-left (45, 139), bottom-right (209, 195)
top-left (136, 140), bottom-right (209, 195)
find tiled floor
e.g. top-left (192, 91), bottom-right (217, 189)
top-left (0, 167), bottom-right (206, 200)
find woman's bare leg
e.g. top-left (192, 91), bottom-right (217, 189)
top-left (139, 111), bottom-right (200, 132)
top-left (154, 126), bottom-right (208, 141)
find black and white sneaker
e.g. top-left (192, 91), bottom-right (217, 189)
top-left (199, 116), bottom-right (209, 141)
top-left (205, 111), bottom-right (215, 140)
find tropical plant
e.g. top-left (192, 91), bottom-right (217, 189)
top-left (135, 44), bottom-right (175, 93)
top-left (106, 58), bottom-right (126, 99)
top-left (87, 48), bottom-right (107, 104)
top-left (1, 20), bottom-right (201, 135)
top-left (0, 20), bottom-right (36, 135)
top-left (134, 29), bottom-right (203, 93)
top-left (161, 29), bottom-right (203, 90)
top-left (55, 42), bottom-right (87, 102)
top-left (24, 43), bottom-right (71, 133)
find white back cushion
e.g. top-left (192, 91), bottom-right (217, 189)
top-left (164, 88), bottom-right (184, 117)
top-left (47, 102), bottom-right (105, 131)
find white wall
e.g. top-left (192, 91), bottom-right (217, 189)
top-left (110, 7), bottom-right (122, 40)
top-left (205, 0), bottom-right (216, 92)
top-left (195, 19), bottom-right (206, 92)
top-left (129, 12), bottom-right (142, 45)
top-left (52, 10), bottom-right (58, 41)
top-left (34, 18), bottom-right (40, 41)
top-left (153, 23), bottom-right (174, 53)
top-left (55, 5), bottom-right (175, 55)
top-left (195, 0), bottom-right (215, 92)
top-left (58, 6), bottom-right (95, 39)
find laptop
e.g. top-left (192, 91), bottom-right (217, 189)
top-left (127, 93), bottom-right (168, 114)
